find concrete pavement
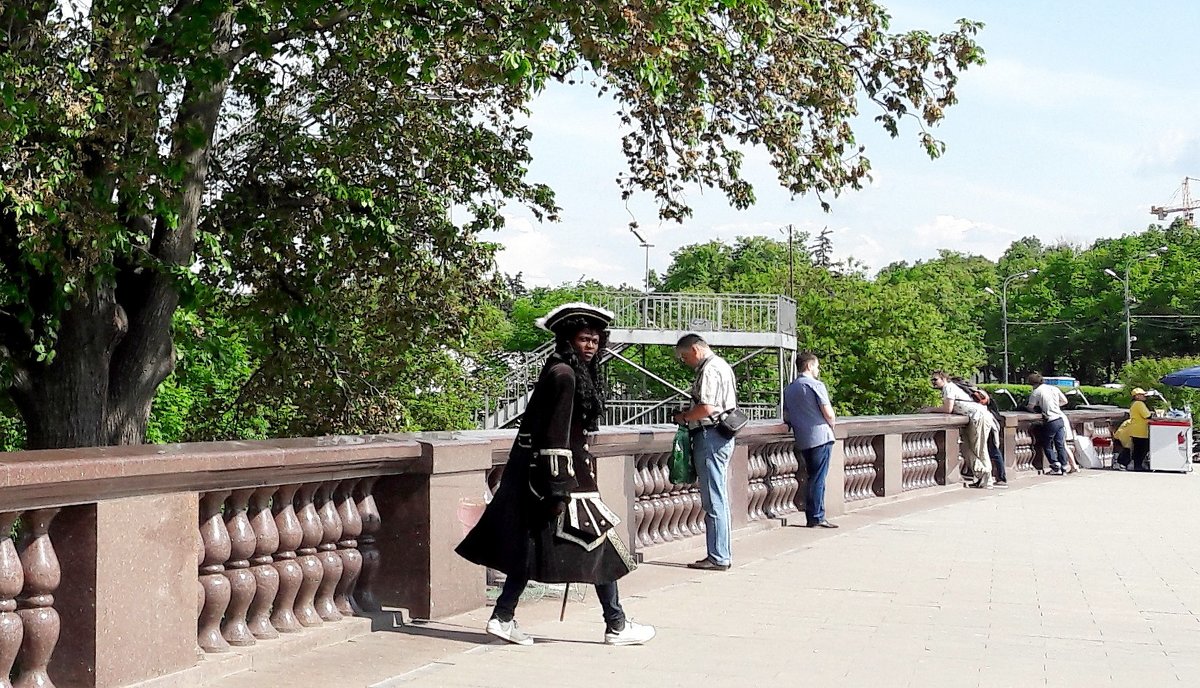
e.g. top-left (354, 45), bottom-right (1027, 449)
top-left (204, 469), bottom-right (1200, 687)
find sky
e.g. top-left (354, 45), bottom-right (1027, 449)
top-left (488, 1), bottom-right (1200, 288)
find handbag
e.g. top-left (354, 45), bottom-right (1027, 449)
top-left (670, 425), bottom-right (696, 484)
top-left (716, 407), bottom-right (749, 439)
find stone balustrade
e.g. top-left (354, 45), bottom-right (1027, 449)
top-left (0, 409), bottom-right (1125, 687)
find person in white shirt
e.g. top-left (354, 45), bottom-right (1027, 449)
top-left (926, 371), bottom-right (999, 489)
top-left (672, 334), bottom-right (738, 571)
top-left (1026, 373), bottom-right (1071, 476)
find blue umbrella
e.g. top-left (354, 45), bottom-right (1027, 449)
top-left (1160, 366), bottom-right (1200, 388)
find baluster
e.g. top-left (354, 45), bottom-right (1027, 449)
top-left (0, 513), bottom-right (22, 688)
top-left (314, 482), bottom-right (344, 622)
top-left (294, 483), bottom-right (325, 627)
top-left (747, 453), bottom-right (761, 519)
top-left (843, 441), bottom-right (857, 501)
top-left (630, 501), bottom-right (645, 549)
top-left (655, 455), bottom-right (676, 542)
top-left (270, 484), bottom-right (303, 633)
top-left (669, 486), bottom-right (690, 539)
top-left (246, 487), bottom-right (280, 640)
top-left (902, 436), bottom-right (912, 490)
top-left (756, 452), bottom-right (769, 518)
top-left (783, 442), bottom-right (798, 515)
top-left (354, 477), bottom-right (382, 613)
top-left (757, 448), bottom-right (770, 518)
top-left (632, 456), bottom-right (647, 548)
top-left (772, 445), bottom-right (787, 516)
top-left (689, 485), bottom-right (705, 535)
top-left (334, 480), bottom-right (364, 616)
top-left (198, 491), bottom-right (232, 652)
top-left (194, 529), bottom-right (204, 630)
top-left (869, 440), bottom-right (881, 497)
top-left (14, 508), bottom-right (60, 688)
top-left (222, 489), bottom-right (257, 646)
top-left (934, 432), bottom-right (942, 483)
top-left (646, 456), bottom-right (667, 544)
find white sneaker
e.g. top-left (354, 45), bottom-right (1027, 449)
top-left (604, 619), bottom-right (656, 646)
top-left (486, 617), bottom-right (533, 646)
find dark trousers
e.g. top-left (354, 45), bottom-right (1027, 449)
top-left (1116, 442), bottom-right (1132, 468)
top-left (799, 441), bottom-right (833, 524)
top-left (987, 434), bottom-right (1007, 482)
top-left (1042, 418), bottom-right (1069, 471)
top-left (1131, 436), bottom-right (1150, 471)
top-left (493, 575), bottom-right (625, 631)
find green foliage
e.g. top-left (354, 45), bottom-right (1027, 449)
top-left (653, 238), bottom-right (985, 416)
top-left (1120, 357), bottom-right (1200, 411)
top-left (0, 0), bottom-right (986, 448)
top-left (989, 221), bottom-right (1200, 384)
top-left (978, 383), bottom-right (1128, 409)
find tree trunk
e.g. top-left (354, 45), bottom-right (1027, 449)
top-left (8, 10), bottom-right (234, 450)
top-left (9, 287), bottom-right (137, 449)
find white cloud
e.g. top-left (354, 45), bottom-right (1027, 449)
top-left (971, 58), bottom-right (1139, 111)
top-left (493, 215), bottom-right (557, 286)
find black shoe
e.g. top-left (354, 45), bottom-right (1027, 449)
top-left (806, 520), bottom-right (839, 529)
top-left (687, 558), bottom-right (731, 571)
top-left (1048, 469), bottom-right (1064, 476)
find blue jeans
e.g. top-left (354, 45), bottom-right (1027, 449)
top-left (799, 441), bottom-right (833, 524)
top-left (1042, 418), bottom-right (1069, 471)
top-left (692, 427), bottom-right (734, 566)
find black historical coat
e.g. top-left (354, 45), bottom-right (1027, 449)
top-left (456, 355), bottom-right (636, 584)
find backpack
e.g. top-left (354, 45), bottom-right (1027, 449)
top-left (951, 378), bottom-right (990, 406)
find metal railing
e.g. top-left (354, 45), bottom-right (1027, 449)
top-left (581, 291), bottom-right (797, 335)
top-left (605, 400), bottom-right (779, 426)
top-left (481, 292), bottom-right (797, 429)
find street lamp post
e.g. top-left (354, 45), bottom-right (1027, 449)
top-left (988, 269), bottom-right (1039, 384)
top-left (1104, 246), bottom-right (1167, 368)
top-left (630, 228), bottom-right (653, 292)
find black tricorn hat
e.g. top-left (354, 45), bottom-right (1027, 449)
top-left (536, 302), bottom-right (615, 333)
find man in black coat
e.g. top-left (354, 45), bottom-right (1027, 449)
top-left (456, 302), bottom-right (655, 646)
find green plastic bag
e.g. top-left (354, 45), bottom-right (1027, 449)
top-left (670, 425), bottom-right (696, 484)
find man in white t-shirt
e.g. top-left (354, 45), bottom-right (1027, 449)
top-left (1026, 373), bottom-right (1071, 475)
top-left (672, 334), bottom-right (737, 571)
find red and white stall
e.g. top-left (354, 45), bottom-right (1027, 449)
top-left (1148, 417), bottom-right (1193, 473)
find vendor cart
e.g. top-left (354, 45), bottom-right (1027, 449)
top-left (1148, 417), bottom-right (1193, 473)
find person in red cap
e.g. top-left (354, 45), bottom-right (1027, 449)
top-left (456, 302), bottom-right (655, 647)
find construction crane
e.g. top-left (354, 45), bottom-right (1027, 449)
top-left (1151, 177), bottom-right (1200, 224)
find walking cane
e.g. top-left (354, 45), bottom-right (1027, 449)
top-left (559, 583), bottom-right (570, 621)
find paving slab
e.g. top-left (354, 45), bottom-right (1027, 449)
top-left (203, 469), bottom-right (1200, 687)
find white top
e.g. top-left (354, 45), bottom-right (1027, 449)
top-left (942, 383), bottom-right (987, 419)
top-left (942, 383), bottom-right (972, 403)
top-left (1028, 384), bottom-right (1068, 422)
top-left (690, 354), bottom-right (738, 429)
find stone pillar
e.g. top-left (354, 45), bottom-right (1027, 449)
top-left (880, 433), bottom-right (904, 497)
top-left (824, 439), bottom-right (847, 517)
top-left (373, 438), bottom-right (491, 620)
top-left (1002, 416), bottom-right (1020, 475)
top-left (52, 493), bottom-right (198, 688)
top-left (595, 454), bottom-right (637, 556)
top-left (936, 428), bottom-right (962, 485)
